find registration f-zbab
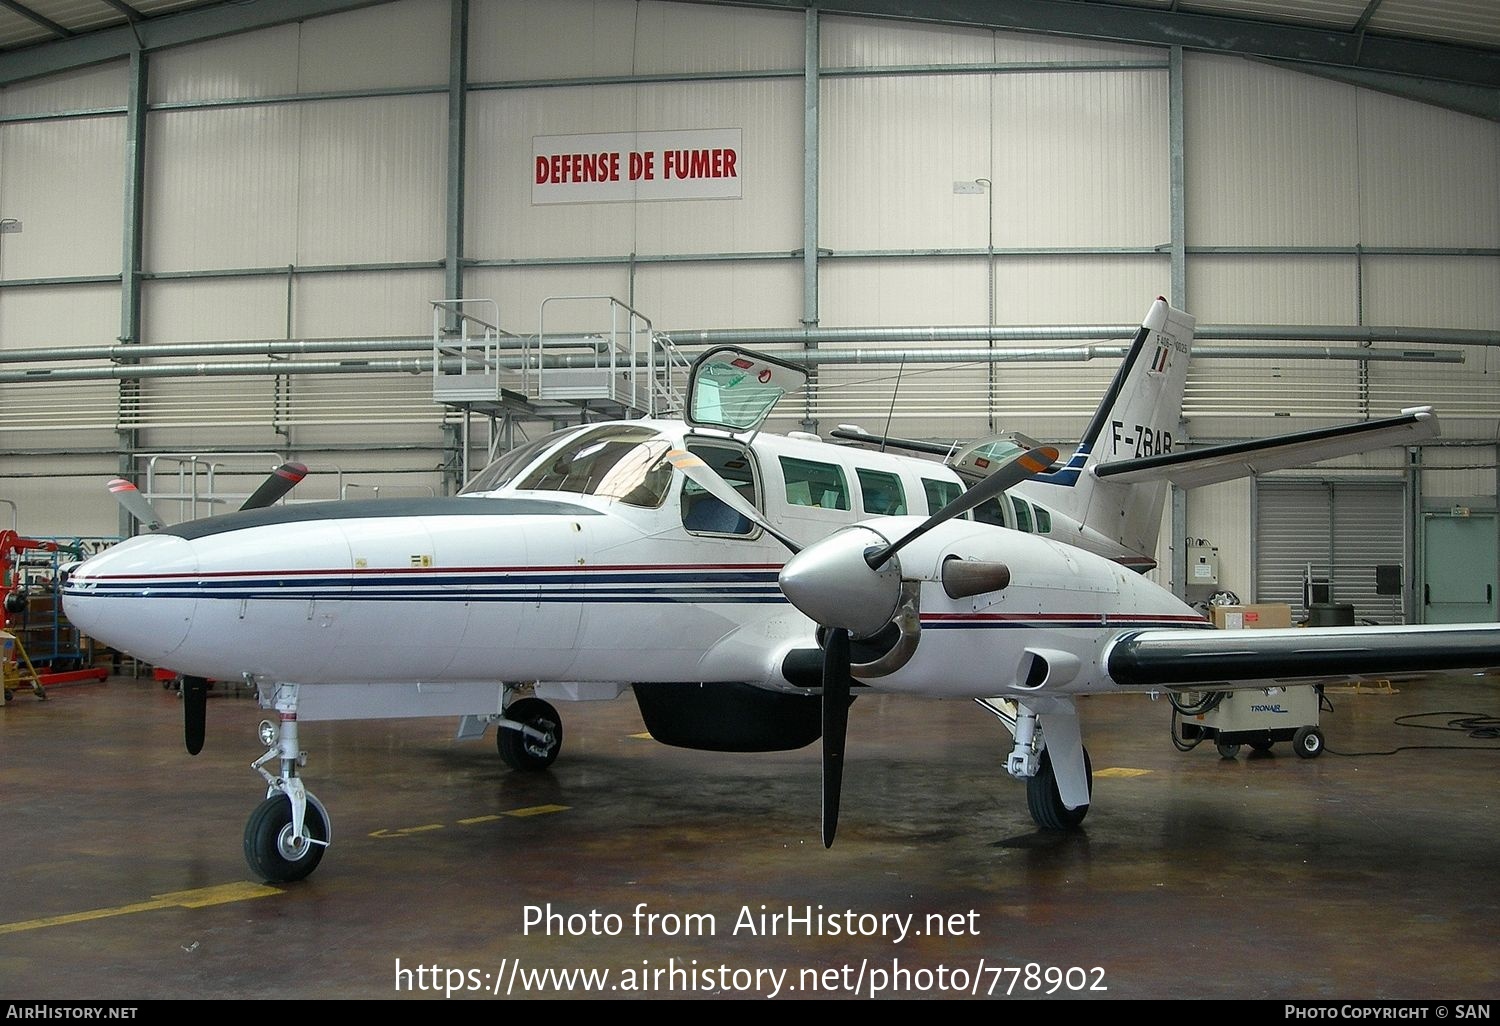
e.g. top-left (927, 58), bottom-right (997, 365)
top-left (61, 298), bottom-right (1500, 882)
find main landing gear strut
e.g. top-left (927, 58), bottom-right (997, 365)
top-left (976, 697), bottom-right (1094, 831)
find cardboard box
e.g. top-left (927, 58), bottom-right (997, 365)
top-left (1210, 603), bottom-right (1293, 630)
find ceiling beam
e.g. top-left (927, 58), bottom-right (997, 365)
top-left (0, 0), bottom-right (391, 85)
top-left (95, 0), bottom-right (144, 22)
top-left (0, 0), bottom-right (74, 39)
top-left (727, 0), bottom-right (1500, 90)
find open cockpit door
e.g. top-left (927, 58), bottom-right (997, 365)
top-left (685, 347), bottom-right (807, 434)
top-left (948, 434), bottom-right (1058, 485)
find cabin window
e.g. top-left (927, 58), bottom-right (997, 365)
top-left (973, 496), bottom-right (1009, 528)
top-left (780, 457), bottom-right (850, 510)
top-left (857, 469), bottom-right (906, 516)
top-left (1011, 496), bottom-right (1034, 533)
top-left (680, 443), bottom-right (759, 537)
top-left (922, 478), bottom-right (962, 514)
top-left (1034, 506), bottom-right (1052, 533)
top-left (514, 424), bottom-right (673, 508)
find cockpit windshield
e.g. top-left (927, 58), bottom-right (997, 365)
top-left (462, 424), bottom-right (674, 508)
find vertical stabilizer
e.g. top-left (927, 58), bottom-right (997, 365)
top-left (1029, 297), bottom-right (1195, 560)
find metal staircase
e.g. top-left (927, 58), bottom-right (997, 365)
top-left (431, 297), bottom-right (689, 478)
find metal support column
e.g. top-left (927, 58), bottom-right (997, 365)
top-left (1168, 46), bottom-right (1187, 599)
top-left (800, 6), bottom-right (820, 433)
top-left (444, 0), bottom-right (469, 330)
top-left (1168, 45), bottom-right (1186, 310)
top-left (117, 48), bottom-right (147, 538)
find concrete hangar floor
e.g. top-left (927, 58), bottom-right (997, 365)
top-left (3, 671), bottom-right (1497, 1002)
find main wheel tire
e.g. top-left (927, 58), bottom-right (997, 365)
top-left (497, 697), bottom-right (563, 771)
top-left (1215, 739), bottom-right (1242, 759)
top-left (1026, 746), bottom-right (1093, 831)
top-left (244, 793), bottom-right (329, 884)
top-left (1292, 726), bottom-right (1324, 759)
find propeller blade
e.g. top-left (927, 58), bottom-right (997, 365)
top-left (182, 675), bottom-right (209, 755)
top-left (241, 462), bottom-right (308, 511)
top-left (107, 478), bottom-right (163, 532)
top-left (868, 445), bottom-right (1059, 567)
top-left (667, 449), bottom-right (801, 554)
top-left (821, 627), bottom-right (852, 848)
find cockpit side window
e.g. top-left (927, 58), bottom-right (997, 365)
top-left (680, 442), bottom-right (759, 537)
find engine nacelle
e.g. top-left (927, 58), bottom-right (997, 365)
top-left (632, 681), bottom-right (825, 752)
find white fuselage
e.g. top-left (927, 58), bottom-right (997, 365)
top-left (62, 420), bottom-right (1207, 708)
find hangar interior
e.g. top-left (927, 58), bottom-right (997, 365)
top-left (1, 0), bottom-right (1498, 1002)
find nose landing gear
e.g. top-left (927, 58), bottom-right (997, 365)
top-left (245, 683), bottom-right (332, 884)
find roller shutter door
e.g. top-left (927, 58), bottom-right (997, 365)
top-left (1254, 480), bottom-right (1406, 624)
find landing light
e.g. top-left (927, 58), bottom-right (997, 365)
top-left (258, 720), bottom-right (279, 747)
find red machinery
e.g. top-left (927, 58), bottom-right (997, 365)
top-left (1, 530), bottom-right (109, 701)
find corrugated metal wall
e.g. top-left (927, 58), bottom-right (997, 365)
top-left (0, 0), bottom-right (1495, 577)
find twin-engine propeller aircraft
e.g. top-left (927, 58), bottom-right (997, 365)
top-left (61, 298), bottom-right (1498, 883)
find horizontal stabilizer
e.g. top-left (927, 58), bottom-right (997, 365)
top-left (1106, 622), bottom-right (1500, 688)
top-left (1093, 407), bottom-right (1438, 489)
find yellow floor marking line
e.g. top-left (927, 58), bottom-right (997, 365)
top-left (0, 882), bottom-right (280, 935)
top-left (369, 823), bottom-right (446, 838)
top-left (371, 805), bottom-right (569, 837)
top-left (1094, 767), bottom-right (1153, 778)
top-left (629, 732), bottom-right (655, 740)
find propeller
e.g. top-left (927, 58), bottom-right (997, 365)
top-left (107, 478), bottom-right (163, 532)
top-left (240, 462), bottom-right (308, 511)
top-left (778, 444), bottom-right (1059, 848)
top-left (109, 461), bottom-right (310, 531)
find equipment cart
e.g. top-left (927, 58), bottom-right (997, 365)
top-left (1171, 685), bottom-right (1325, 759)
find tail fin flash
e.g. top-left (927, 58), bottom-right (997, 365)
top-left (1034, 297), bottom-right (1195, 560)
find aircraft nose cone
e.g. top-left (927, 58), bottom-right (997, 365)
top-left (63, 534), bottom-right (200, 664)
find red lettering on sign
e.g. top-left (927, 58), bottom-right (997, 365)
top-left (628, 151), bottom-right (656, 181)
top-left (537, 151), bottom-right (622, 185)
top-left (663, 149), bottom-right (740, 180)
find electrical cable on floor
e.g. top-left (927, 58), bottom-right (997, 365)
top-left (1324, 710), bottom-right (1500, 757)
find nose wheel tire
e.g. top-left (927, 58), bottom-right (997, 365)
top-left (498, 697), bottom-right (563, 771)
top-left (244, 793), bottom-right (329, 883)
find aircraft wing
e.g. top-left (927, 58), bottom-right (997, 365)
top-left (1092, 406), bottom-right (1438, 489)
top-left (1105, 622), bottom-right (1500, 688)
